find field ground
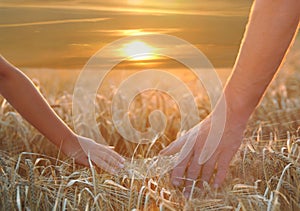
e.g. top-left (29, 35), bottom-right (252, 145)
top-left (0, 36), bottom-right (300, 210)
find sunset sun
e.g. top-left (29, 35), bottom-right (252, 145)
top-left (122, 41), bottom-right (156, 61)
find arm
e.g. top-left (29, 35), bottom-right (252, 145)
top-left (225, 0), bottom-right (300, 122)
top-left (161, 0), bottom-right (300, 197)
top-left (0, 56), bottom-right (125, 173)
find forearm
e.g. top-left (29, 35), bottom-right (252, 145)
top-left (224, 0), bottom-right (300, 121)
top-left (0, 56), bottom-right (75, 147)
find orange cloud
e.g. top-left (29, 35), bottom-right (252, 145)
top-left (0, 17), bottom-right (110, 28)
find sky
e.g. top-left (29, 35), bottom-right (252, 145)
top-left (0, 0), bottom-right (252, 69)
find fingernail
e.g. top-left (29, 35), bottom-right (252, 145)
top-left (121, 157), bottom-right (126, 162)
top-left (119, 163), bottom-right (124, 168)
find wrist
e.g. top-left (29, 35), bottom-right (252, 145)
top-left (55, 130), bottom-right (77, 149)
top-left (59, 131), bottom-right (81, 157)
top-left (211, 91), bottom-right (251, 131)
top-left (223, 83), bottom-right (256, 123)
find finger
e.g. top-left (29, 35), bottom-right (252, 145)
top-left (183, 155), bottom-right (203, 198)
top-left (101, 155), bottom-right (124, 169)
top-left (199, 152), bottom-right (219, 187)
top-left (74, 155), bottom-right (89, 166)
top-left (159, 135), bottom-right (186, 155)
top-left (171, 151), bottom-right (192, 187)
top-left (95, 149), bottom-right (125, 169)
top-left (101, 144), bottom-right (126, 163)
top-left (91, 156), bottom-right (118, 175)
top-left (70, 149), bottom-right (89, 166)
top-left (213, 150), bottom-right (235, 188)
top-left (77, 136), bottom-right (125, 164)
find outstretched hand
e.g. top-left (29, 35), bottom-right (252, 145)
top-left (62, 134), bottom-right (125, 174)
top-left (160, 113), bottom-right (247, 198)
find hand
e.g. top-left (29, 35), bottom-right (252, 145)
top-left (160, 112), bottom-right (247, 198)
top-left (62, 134), bottom-right (125, 174)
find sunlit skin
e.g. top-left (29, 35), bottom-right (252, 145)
top-left (0, 56), bottom-right (125, 174)
top-left (160, 0), bottom-right (300, 198)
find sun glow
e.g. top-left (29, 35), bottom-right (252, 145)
top-left (128, 0), bottom-right (144, 5)
top-left (122, 41), bottom-right (156, 61)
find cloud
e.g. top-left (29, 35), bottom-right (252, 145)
top-left (0, 2), bottom-right (249, 17)
top-left (0, 17), bottom-right (110, 28)
top-left (0, 1), bottom-right (250, 68)
top-left (90, 28), bottom-right (183, 37)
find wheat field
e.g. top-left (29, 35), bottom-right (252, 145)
top-left (1, 39), bottom-right (300, 210)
